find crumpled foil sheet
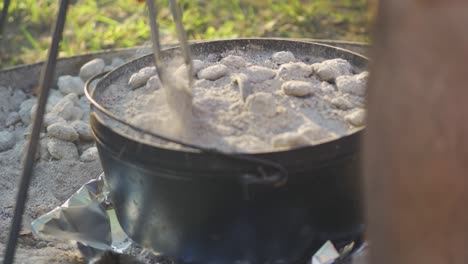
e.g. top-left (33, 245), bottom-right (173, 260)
top-left (30, 173), bottom-right (368, 264)
top-left (31, 174), bottom-right (138, 259)
top-left (313, 241), bottom-right (368, 264)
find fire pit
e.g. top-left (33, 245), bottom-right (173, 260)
top-left (85, 38), bottom-right (368, 264)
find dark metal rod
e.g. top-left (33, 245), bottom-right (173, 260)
top-left (168, 0), bottom-right (194, 88)
top-left (0, 0), bottom-right (11, 37)
top-left (2, 0), bottom-right (69, 263)
top-left (145, 0), bottom-right (165, 82)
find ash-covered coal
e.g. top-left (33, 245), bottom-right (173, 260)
top-left (101, 50), bottom-right (368, 153)
top-left (0, 57), bottom-right (129, 264)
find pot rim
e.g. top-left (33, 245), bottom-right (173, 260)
top-left (85, 38), bottom-right (367, 156)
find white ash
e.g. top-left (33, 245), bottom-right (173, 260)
top-left (221, 55), bottom-right (247, 69)
top-left (205, 53), bottom-right (219, 62)
top-left (272, 124), bottom-right (337, 149)
top-left (277, 62), bottom-right (313, 81)
top-left (231, 73), bottom-right (253, 101)
top-left (314, 58), bottom-right (353, 82)
top-left (80, 146), bottom-right (99, 162)
top-left (331, 96), bottom-right (354, 110)
top-left (0, 131), bottom-right (16, 152)
top-left (282, 80), bottom-right (318, 97)
top-left (47, 89), bottom-right (64, 107)
top-left (47, 138), bottom-right (79, 160)
top-left (244, 66), bottom-right (276, 83)
top-left (99, 51), bottom-right (368, 153)
top-left (44, 113), bottom-right (65, 127)
top-left (128, 66), bottom-right (157, 89)
top-left (2, 62), bottom-right (99, 161)
top-left (224, 135), bottom-right (270, 153)
top-left (38, 137), bottom-right (50, 161)
top-left (23, 124), bottom-right (33, 138)
top-left (145, 75), bottom-right (161, 90)
top-left (0, 87), bottom-right (27, 119)
top-left (174, 64), bottom-right (194, 79)
top-left (63, 93), bottom-right (80, 105)
top-left (71, 121), bottom-right (93, 141)
top-left (336, 71), bottom-right (367, 96)
top-left (57, 75), bottom-right (85, 96)
top-left (12, 139), bottom-right (26, 161)
top-left (47, 123), bottom-right (79, 142)
top-left (50, 99), bottom-right (75, 121)
top-left (77, 141), bottom-right (95, 154)
top-left (301, 124), bottom-right (339, 142)
top-left (192, 59), bottom-right (205, 73)
top-left (245, 92), bottom-right (277, 118)
top-left (50, 93), bottom-right (83, 121)
top-left (19, 98), bottom-right (36, 125)
top-left (345, 108), bottom-right (366, 127)
top-left (79, 96), bottom-right (91, 122)
top-left (262, 59), bottom-right (277, 69)
top-left (176, 60), bottom-right (206, 78)
top-left (356, 70), bottom-right (369, 82)
top-left (321, 81), bottom-right (336, 94)
top-left (198, 64), bottom-right (228, 80)
top-left (5, 112), bottom-right (21, 127)
top-left (69, 106), bottom-right (84, 121)
top-left (131, 112), bottom-right (161, 132)
top-left (10, 89), bottom-right (27, 109)
top-left (271, 51), bottom-right (296, 65)
top-left (79, 95), bottom-right (90, 109)
top-left (341, 93), bottom-right (365, 108)
top-left (0, 87), bottom-right (16, 126)
top-left (79, 58), bottom-right (105, 81)
top-left (272, 131), bottom-right (310, 149)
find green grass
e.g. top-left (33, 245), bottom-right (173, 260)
top-left (0, 0), bottom-right (370, 67)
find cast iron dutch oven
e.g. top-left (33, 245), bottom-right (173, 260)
top-left (85, 38), bottom-right (367, 264)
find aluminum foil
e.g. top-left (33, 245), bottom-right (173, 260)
top-left (312, 241), bottom-right (340, 264)
top-left (31, 174), bottom-right (132, 255)
top-left (310, 241), bottom-right (368, 264)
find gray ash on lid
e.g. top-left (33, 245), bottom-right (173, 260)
top-left (97, 49), bottom-right (368, 153)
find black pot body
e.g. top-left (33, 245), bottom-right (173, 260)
top-left (89, 39), bottom-right (367, 264)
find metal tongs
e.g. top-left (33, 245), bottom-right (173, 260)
top-left (145, 0), bottom-right (194, 91)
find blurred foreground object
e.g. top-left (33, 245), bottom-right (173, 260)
top-left (365, 1), bottom-right (468, 264)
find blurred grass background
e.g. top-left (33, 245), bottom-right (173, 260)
top-left (0, 0), bottom-right (371, 67)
